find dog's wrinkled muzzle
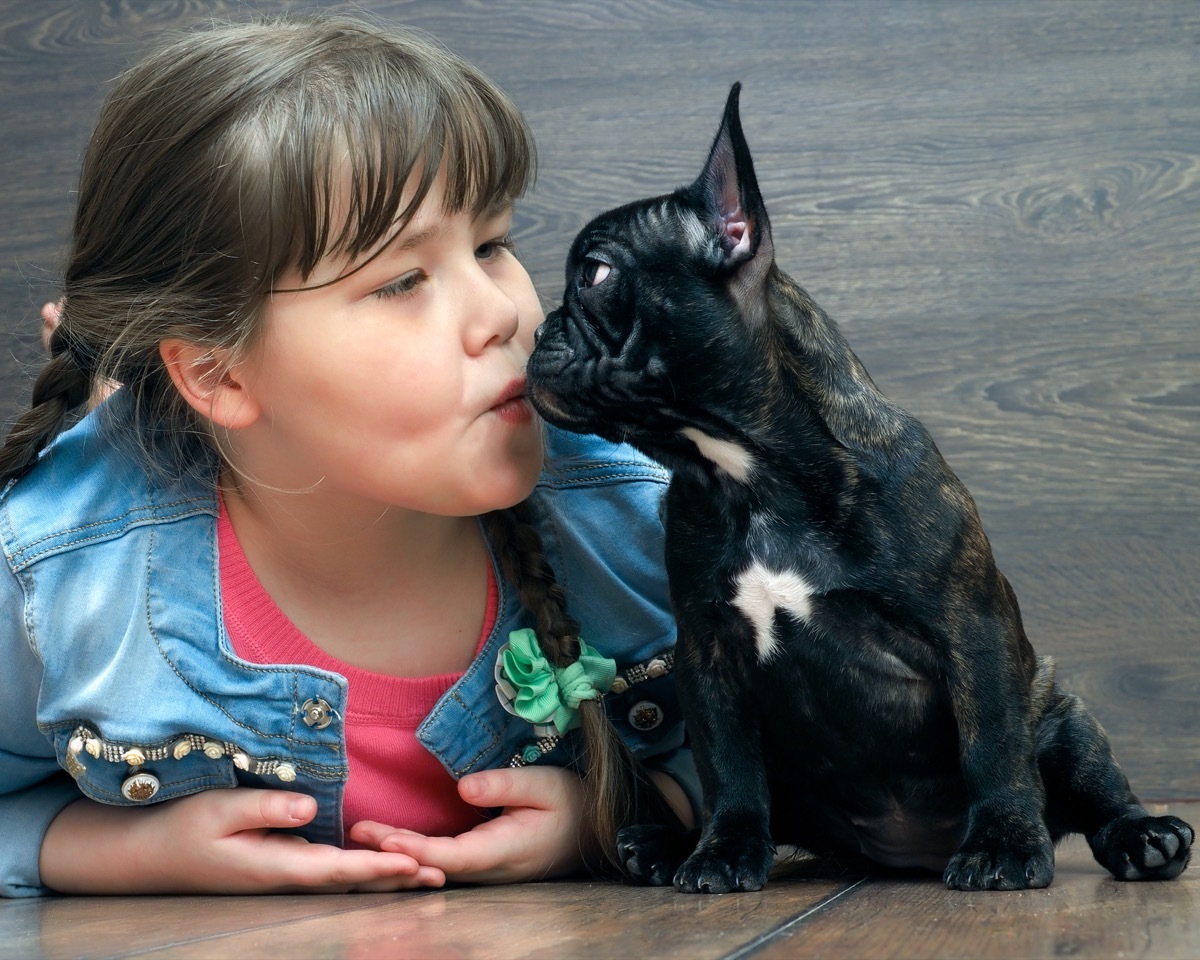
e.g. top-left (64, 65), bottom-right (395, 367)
top-left (526, 308), bottom-right (604, 430)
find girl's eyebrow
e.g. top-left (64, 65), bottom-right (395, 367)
top-left (329, 221), bottom-right (445, 284)
top-left (383, 204), bottom-right (513, 257)
top-left (390, 221), bottom-right (448, 254)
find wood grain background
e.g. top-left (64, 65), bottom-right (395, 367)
top-left (1, 0), bottom-right (1196, 799)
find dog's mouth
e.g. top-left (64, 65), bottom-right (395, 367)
top-left (525, 380), bottom-right (593, 429)
top-left (527, 369), bottom-right (672, 445)
top-left (527, 306), bottom-right (674, 441)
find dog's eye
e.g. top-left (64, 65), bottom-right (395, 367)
top-left (580, 259), bottom-right (612, 289)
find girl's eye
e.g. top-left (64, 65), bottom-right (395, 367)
top-left (373, 271), bottom-right (426, 300)
top-left (580, 259), bottom-right (612, 288)
top-left (476, 235), bottom-right (515, 260)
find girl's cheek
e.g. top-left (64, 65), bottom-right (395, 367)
top-left (516, 300), bottom-right (543, 352)
top-left (507, 265), bottom-right (543, 352)
top-left (517, 325), bottom-right (537, 355)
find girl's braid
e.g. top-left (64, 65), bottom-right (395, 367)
top-left (482, 501), bottom-right (680, 874)
top-left (483, 502), bottom-right (579, 664)
top-left (0, 323), bottom-right (92, 484)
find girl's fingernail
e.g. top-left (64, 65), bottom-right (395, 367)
top-left (289, 796), bottom-right (314, 821)
top-left (459, 776), bottom-right (485, 801)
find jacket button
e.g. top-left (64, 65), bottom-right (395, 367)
top-left (627, 700), bottom-right (664, 731)
top-left (122, 748), bottom-right (146, 766)
top-left (301, 698), bottom-right (334, 730)
top-left (121, 772), bottom-right (160, 802)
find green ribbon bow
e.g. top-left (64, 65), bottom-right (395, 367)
top-left (500, 628), bottom-right (617, 735)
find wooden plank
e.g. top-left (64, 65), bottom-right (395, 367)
top-left (5, 809), bottom-right (1193, 959)
top-left (0, 895), bottom-right (383, 960)
top-left (0, 877), bottom-right (860, 960)
top-left (751, 803), bottom-right (1200, 960)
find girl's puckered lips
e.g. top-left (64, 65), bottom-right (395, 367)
top-left (489, 377), bottom-right (534, 424)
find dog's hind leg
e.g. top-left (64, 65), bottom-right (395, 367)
top-left (1037, 687), bottom-right (1192, 880)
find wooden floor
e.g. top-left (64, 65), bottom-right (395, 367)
top-left (2, 803), bottom-right (1197, 960)
top-left (1, 0), bottom-right (1197, 956)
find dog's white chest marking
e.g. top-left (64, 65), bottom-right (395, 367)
top-left (731, 561), bottom-right (815, 662)
top-left (680, 427), bottom-right (755, 482)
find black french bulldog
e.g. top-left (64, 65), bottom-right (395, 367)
top-left (527, 84), bottom-right (1193, 893)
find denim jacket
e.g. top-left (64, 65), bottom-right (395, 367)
top-left (0, 397), bottom-right (692, 897)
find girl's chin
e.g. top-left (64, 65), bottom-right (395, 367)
top-left (484, 461), bottom-right (544, 513)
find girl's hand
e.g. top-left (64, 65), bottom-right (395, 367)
top-left (40, 789), bottom-right (445, 894)
top-left (350, 766), bottom-right (592, 884)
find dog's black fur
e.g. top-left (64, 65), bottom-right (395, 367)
top-left (526, 85), bottom-right (1193, 893)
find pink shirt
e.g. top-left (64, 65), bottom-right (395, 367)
top-left (217, 501), bottom-right (495, 844)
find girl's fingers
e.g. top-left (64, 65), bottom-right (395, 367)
top-left (349, 820), bottom-right (423, 848)
top-left (347, 820), bottom-right (390, 847)
top-left (458, 766), bottom-right (571, 810)
top-left (349, 865), bottom-right (446, 892)
top-left (195, 791), bottom-right (430, 889)
top-left (257, 836), bottom-right (425, 888)
top-left (205, 788), bottom-right (317, 834)
top-left (415, 865), bottom-right (447, 887)
top-left (378, 831), bottom-right (487, 875)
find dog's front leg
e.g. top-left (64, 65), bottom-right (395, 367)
top-left (940, 603), bottom-right (1055, 890)
top-left (672, 631), bottom-right (776, 893)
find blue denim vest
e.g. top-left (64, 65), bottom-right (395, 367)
top-left (0, 396), bottom-right (687, 896)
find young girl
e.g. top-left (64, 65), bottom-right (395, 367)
top-left (0, 14), bottom-right (695, 896)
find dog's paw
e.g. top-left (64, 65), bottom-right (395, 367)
top-left (673, 833), bottom-right (775, 894)
top-left (944, 831), bottom-right (1055, 891)
top-left (1090, 814), bottom-right (1193, 881)
top-left (616, 823), bottom-right (695, 886)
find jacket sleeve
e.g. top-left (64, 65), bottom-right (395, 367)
top-left (0, 555), bottom-right (83, 897)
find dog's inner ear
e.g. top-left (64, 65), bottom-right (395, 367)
top-left (697, 83), bottom-right (774, 318)
top-left (709, 139), bottom-right (754, 262)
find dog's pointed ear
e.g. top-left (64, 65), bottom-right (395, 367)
top-left (695, 83), bottom-right (774, 309)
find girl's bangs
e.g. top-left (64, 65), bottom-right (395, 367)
top-left (281, 51), bottom-right (536, 283)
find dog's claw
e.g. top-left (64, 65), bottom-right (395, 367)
top-left (1091, 814), bottom-right (1193, 881)
top-left (616, 824), bottom-right (694, 886)
top-left (673, 834), bottom-right (775, 894)
top-left (944, 838), bottom-right (1055, 891)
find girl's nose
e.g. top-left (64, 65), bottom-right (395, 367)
top-left (464, 268), bottom-right (521, 355)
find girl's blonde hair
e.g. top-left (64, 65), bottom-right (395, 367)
top-left (0, 13), bottom-right (673, 871)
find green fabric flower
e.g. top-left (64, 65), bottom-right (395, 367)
top-left (500, 628), bottom-right (617, 735)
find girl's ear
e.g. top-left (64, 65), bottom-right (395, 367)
top-left (159, 339), bottom-right (261, 430)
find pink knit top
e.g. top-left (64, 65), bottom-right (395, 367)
top-left (217, 501), bottom-right (495, 844)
